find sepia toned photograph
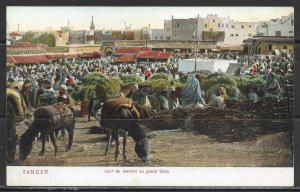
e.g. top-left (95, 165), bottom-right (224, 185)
top-left (5, 6), bottom-right (294, 186)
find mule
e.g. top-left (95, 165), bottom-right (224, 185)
top-left (100, 98), bottom-right (154, 162)
top-left (19, 103), bottom-right (75, 160)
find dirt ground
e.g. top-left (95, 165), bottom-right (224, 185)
top-left (12, 106), bottom-right (293, 167)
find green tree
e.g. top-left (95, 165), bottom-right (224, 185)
top-left (38, 33), bottom-right (56, 47)
top-left (20, 31), bottom-right (38, 43)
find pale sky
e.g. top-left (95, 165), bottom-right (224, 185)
top-left (7, 6), bottom-right (293, 32)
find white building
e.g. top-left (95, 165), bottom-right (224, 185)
top-left (256, 21), bottom-right (268, 36)
top-left (256, 13), bottom-right (294, 37)
top-left (9, 31), bottom-right (22, 41)
top-left (202, 14), bottom-right (256, 45)
top-left (202, 14), bottom-right (229, 32)
top-left (147, 29), bottom-right (171, 40)
top-left (224, 20), bottom-right (256, 45)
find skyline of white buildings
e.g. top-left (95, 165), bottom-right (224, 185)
top-left (7, 12), bottom-right (294, 46)
top-left (141, 12), bottom-right (293, 45)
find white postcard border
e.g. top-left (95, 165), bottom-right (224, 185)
top-left (7, 166), bottom-right (294, 187)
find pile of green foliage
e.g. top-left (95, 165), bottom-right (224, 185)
top-left (81, 72), bottom-right (106, 85)
top-left (120, 74), bottom-right (143, 84)
top-left (73, 75), bottom-right (123, 102)
top-left (95, 77), bottom-right (123, 102)
top-left (139, 79), bottom-right (171, 91)
top-left (71, 73), bottom-right (106, 101)
top-left (202, 75), bottom-right (237, 92)
top-left (233, 75), bottom-right (265, 94)
top-left (150, 72), bottom-right (173, 81)
top-left (174, 81), bottom-right (185, 88)
top-left (138, 72), bottom-right (186, 90)
top-left (205, 72), bottom-right (223, 80)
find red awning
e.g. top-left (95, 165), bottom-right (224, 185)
top-left (81, 51), bottom-right (101, 58)
top-left (12, 55), bottom-right (49, 64)
top-left (46, 54), bottom-right (66, 60)
top-left (82, 51), bottom-right (95, 55)
top-left (137, 51), bottom-right (159, 58)
top-left (64, 53), bottom-right (79, 59)
top-left (114, 54), bottom-right (136, 63)
top-left (137, 51), bottom-right (172, 59)
top-left (157, 52), bottom-right (172, 59)
top-left (93, 51), bottom-right (101, 58)
top-left (78, 53), bottom-right (94, 58)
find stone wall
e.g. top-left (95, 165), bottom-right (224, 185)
top-left (53, 31), bottom-right (69, 46)
top-left (171, 18), bottom-right (202, 41)
top-left (69, 30), bottom-right (87, 44)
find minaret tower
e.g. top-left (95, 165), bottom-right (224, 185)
top-left (87, 16), bottom-right (95, 45)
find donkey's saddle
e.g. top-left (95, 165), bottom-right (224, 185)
top-left (101, 97), bottom-right (141, 119)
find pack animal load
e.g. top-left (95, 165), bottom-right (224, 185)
top-left (34, 102), bottom-right (74, 129)
top-left (101, 97), bottom-right (145, 120)
top-left (19, 102), bottom-right (75, 160)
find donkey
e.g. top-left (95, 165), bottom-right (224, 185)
top-left (100, 98), bottom-right (155, 162)
top-left (19, 103), bottom-right (75, 160)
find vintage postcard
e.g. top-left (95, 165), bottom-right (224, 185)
top-left (6, 6), bottom-right (294, 187)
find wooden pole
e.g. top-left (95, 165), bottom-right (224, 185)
top-left (194, 41), bottom-right (197, 72)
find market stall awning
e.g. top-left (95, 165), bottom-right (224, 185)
top-left (78, 53), bottom-right (94, 58)
top-left (11, 55), bottom-right (49, 64)
top-left (137, 51), bottom-right (159, 58)
top-left (113, 54), bottom-right (136, 63)
top-left (93, 51), bottom-right (102, 57)
top-left (157, 52), bottom-right (172, 59)
top-left (82, 51), bottom-right (101, 58)
top-left (137, 51), bottom-right (172, 59)
top-left (64, 53), bottom-right (79, 59)
top-left (46, 54), bottom-right (66, 60)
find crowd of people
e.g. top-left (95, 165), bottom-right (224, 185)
top-left (6, 52), bottom-right (294, 118)
top-left (6, 57), bottom-right (179, 117)
top-left (7, 57), bottom-right (179, 87)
